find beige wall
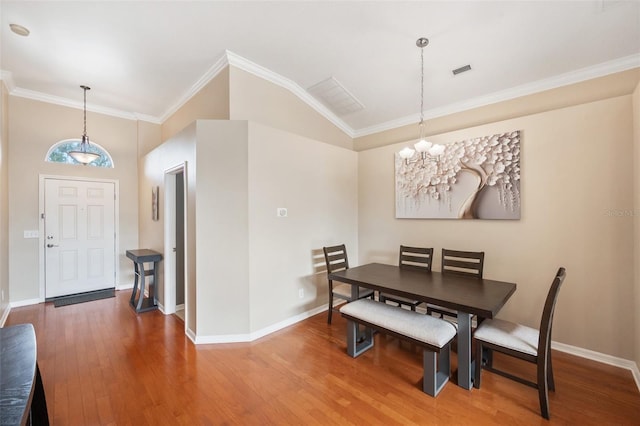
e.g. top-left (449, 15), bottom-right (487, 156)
top-left (137, 120), bottom-right (162, 159)
top-left (139, 120), bottom-right (358, 338)
top-left (229, 67), bottom-right (353, 150)
top-left (247, 122), bottom-right (358, 331)
top-left (194, 121), bottom-right (250, 335)
top-left (161, 68), bottom-right (230, 143)
top-left (359, 95), bottom-right (635, 359)
top-left (0, 81), bottom-right (9, 319)
top-left (634, 82), bottom-right (640, 368)
top-left (8, 96), bottom-right (140, 302)
top-left (140, 123), bottom-right (197, 332)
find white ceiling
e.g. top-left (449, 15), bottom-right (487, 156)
top-left (1, 1), bottom-right (639, 137)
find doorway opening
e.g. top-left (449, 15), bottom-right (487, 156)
top-left (164, 164), bottom-right (187, 327)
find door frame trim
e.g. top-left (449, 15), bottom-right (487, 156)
top-left (38, 174), bottom-right (120, 302)
top-left (163, 162), bottom-right (188, 330)
top-left (163, 161), bottom-right (190, 330)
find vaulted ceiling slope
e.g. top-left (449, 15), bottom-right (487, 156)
top-left (1, 1), bottom-right (639, 137)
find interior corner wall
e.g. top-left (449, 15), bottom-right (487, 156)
top-left (633, 82), bottom-right (640, 368)
top-left (228, 66), bottom-right (353, 150)
top-left (161, 67), bottom-right (230, 143)
top-left (139, 123), bottom-right (197, 333)
top-left (137, 120), bottom-right (162, 159)
top-left (358, 95), bottom-right (635, 360)
top-left (247, 122), bottom-right (358, 332)
top-left (193, 120), bottom-right (250, 336)
top-left (0, 81), bottom-right (9, 319)
top-left (7, 96), bottom-right (139, 302)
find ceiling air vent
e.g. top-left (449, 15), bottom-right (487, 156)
top-left (452, 64), bottom-right (472, 76)
top-left (307, 77), bottom-right (364, 116)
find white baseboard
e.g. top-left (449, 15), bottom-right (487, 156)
top-left (0, 305), bottom-right (10, 327)
top-left (186, 327), bottom-right (197, 344)
top-left (116, 283), bottom-right (133, 291)
top-left (10, 298), bottom-right (43, 308)
top-left (193, 304), bottom-right (328, 344)
top-left (552, 341), bottom-right (640, 392)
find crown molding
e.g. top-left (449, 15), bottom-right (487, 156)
top-left (3, 52), bottom-right (638, 136)
top-left (158, 52), bottom-right (230, 123)
top-left (8, 87), bottom-right (162, 122)
top-left (225, 50), bottom-right (354, 137)
top-left (354, 53), bottom-right (640, 138)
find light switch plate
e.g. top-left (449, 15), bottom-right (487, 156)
top-left (23, 230), bottom-right (39, 239)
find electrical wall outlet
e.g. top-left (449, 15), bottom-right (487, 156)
top-left (298, 288), bottom-right (304, 299)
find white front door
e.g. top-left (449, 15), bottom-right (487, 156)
top-left (44, 178), bottom-right (116, 298)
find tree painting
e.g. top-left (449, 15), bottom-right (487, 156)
top-left (395, 130), bottom-right (520, 219)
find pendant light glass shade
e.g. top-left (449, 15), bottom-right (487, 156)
top-left (68, 85), bottom-right (100, 165)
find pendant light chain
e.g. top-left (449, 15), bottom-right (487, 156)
top-left (419, 44), bottom-right (425, 140)
top-left (415, 37), bottom-right (429, 142)
top-left (81, 85), bottom-right (90, 150)
top-left (68, 85), bottom-right (100, 165)
top-left (83, 86), bottom-right (87, 139)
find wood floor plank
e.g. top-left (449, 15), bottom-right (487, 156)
top-left (4, 290), bottom-right (639, 425)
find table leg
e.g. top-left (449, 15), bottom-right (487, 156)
top-left (130, 262), bottom-right (139, 306)
top-left (152, 260), bottom-right (158, 306)
top-left (137, 266), bottom-right (146, 312)
top-left (350, 284), bottom-right (367, 341)
top-left (457, 312), bottom-right (473, 390)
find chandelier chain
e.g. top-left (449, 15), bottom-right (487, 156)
top-left (420, 44), bottom-right (425, 139)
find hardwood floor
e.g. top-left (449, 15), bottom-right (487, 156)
top-left (6, 290), bottom-right (640, 425)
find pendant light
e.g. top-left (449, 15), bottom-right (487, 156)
top-left (68, 85), bottom-right (100, 165)
top-left (398, 37), bottom-right (445, 167)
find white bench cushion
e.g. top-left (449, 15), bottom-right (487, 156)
top-left (340, 299), bottom-right (456, 348)
top-left (474, 318), bottom-right (538, 356)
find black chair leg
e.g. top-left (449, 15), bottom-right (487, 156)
top-left (547, 347), bottom-right (555, 392)
top-left (538, 360), bottom-right (550, 420)
top-left (327, 292), bottom-right (334, 324)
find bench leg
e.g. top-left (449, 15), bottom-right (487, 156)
top-left (423, 345), bottom-right (451, 397)
top-left (346, 320), bottom-right (373, 357)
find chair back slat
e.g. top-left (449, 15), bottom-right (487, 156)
top-left (323, 244), bottom-right (349, 274)
top-left (441, 249), bottom-right (484, 278)
top-left (537, 267), bottom-right (567, 359)
top-left (399, 246), bottom-right (433, 272)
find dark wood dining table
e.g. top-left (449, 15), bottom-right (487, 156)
top-left (328, 262), bottom-right (517, 390)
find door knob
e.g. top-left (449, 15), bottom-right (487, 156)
top-left (46, 244), bottom-right (59, 248)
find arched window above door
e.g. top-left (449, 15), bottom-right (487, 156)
top-left (45, 139), bottom-right (114, 168)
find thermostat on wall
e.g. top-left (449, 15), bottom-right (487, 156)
top-left (277, 208), bottom-right (288, 217)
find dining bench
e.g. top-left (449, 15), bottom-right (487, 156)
top-left (340, 299), bottom-right (457, 397)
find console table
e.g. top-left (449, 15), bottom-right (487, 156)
top-left (126, 249), bottom-right (162, 313)
top-left (0, 324), bottom-right (49, 425)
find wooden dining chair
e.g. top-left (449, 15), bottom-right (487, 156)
top-left (426, 249), bottom-right (485, 319)
top-left (379, 246), bottom-right (433, 311)
top-left (323, 244), bottom-right (375, 324)
top-left (473, 267), bottom-right (567, 420)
